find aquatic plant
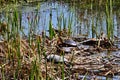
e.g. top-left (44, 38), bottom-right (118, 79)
top-left (68, 12), bottom-right (73, 36)
top-left (49, 12), bottom-right (55, 40)
top-left (105, 0), bottom-right (114, 40)
top-left (0, 0), bottom-right (120, 80)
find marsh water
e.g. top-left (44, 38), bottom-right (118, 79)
top-left (1, 1), bottom-right (120, 38)
top-left (1, 1), bottom-right (120, 79)
top-left (1, 1), bottom-right (120, 37)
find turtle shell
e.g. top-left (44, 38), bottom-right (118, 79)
top-left (63, 39), bottom-right (77, 47)
top-left (47, 54), bottom-right (68, 63)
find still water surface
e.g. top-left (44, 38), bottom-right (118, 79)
top-left (1, 1), bottom-right (120, 38)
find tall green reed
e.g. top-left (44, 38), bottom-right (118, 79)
top-left (30, 59), bottom-right (40, 80)
top-left (1, 4), bottom-right (42, 79)
top-left (49, 11), bottom-right (55, 40)
top-left (13, 9), bottom-right (22, 79)
top-left (27, 6), bottom-right (44, 80)
top-left (106, 0), bottom-right (113, 40)
top-left (91, 18), bottom-right (96, 38)
top-left (3, 8), bottom-right (23, 79)
top-left (57, 12), bottom-right (63, 31)
top-left (63, 13), bottom-right (67, 30)
top-left (68, 13), bottom-right (73, 36)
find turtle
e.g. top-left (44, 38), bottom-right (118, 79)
top-left (47, 54), bottom-right (68, 63)
top-left (62, 39), bottom-right (77, 47)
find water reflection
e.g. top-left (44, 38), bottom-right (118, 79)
top-left (20, 1), bottom-right (120, 38)
top-left (1, 1), bottom-right (120, 38)
top-left (21, 2), bottom-right (76, 36)
top-left (79, 75), bottom-right (120, 80)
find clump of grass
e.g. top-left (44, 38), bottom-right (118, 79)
top-left (0, 4), bottom-right (46, 79)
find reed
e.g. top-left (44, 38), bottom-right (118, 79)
top-left (105, 0), bottom-right (113, 40)
top-left (0, 4), bottom-right (44, 79)
top-left (30, 59), bottom-right (40, 80)
top-left (61, 62), bottom-right (65, 80)
top-left (57, 12), bottom-right (62, 31)
top-left (0, 0), bottom-right (119, 80)
top-left (63, 13), bottom-right (67, 30)
top-left (48, 10), bottom-right (55, 40)
top-left (91, 18), bottom-right (95, 38)
top-left (68, 12), bottom-right (73, 36)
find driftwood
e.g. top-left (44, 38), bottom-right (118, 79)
top-left (79, 38), bottom-right (113, 48)
top-left (0, 32), bottom-right (120, 79)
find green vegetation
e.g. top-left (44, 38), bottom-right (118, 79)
top-left (106, 0), bottom-right (113, 40)
top-left (49, 12), bottom-right (55, 40)
top-left (0, 0), bottom-right (120, 80)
